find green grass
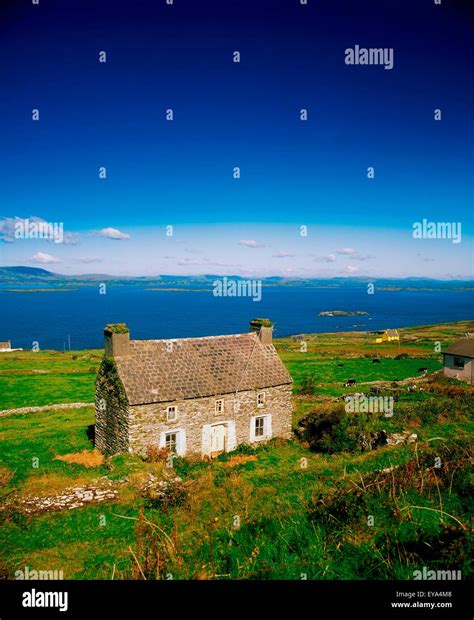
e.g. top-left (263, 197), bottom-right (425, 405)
top-left (0, 350), bottom-right (101, 374)
top-left (1, 393), bottom-right (472, 580)
top-left (0, 321), bottom-right (473, 580)
top-left (0, 374), bottom-right (96, 409)
top-left (1, 502), bottom-right (138, 579)
top-left (282, 356), bottom-right (441, 395)
top-left (0, 407), bottom-right (97, 486)
top-left (0, 350), bottom-right (101, 409)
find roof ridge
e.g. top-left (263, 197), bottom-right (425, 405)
top-left (130, 332), bottom-right (258, 345)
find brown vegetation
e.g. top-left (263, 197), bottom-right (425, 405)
top-left (54, 449), bottom-right (105, 467)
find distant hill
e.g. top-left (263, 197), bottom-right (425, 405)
top-left (0, 266), bottom-right (472, 290)
top-left (0, 266), bottom-right (63, 282)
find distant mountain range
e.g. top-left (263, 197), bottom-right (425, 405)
top-left (0, 266), bottom-right (472, 290)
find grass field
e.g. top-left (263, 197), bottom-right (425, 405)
top-left (0, 321), bottom-right (473, 580)
top-left (0, 350), bottom-right (101, 409)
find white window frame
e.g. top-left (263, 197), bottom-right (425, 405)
top-left (249, 414), bottom-right (272, 442)
top-left (254, 416), bottom-right (265, 438)
top-left (160, 429), bottom-right (186, 456)
top-left (215, 399), bottom-right (224, 414)
top-left (166, 405), bottom-right (178, 422)
top-left (257, 391), bottom-right (265, 408)
top-left (164, 431), bottom-right (178, 452)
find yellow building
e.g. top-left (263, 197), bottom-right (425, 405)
top-left (374, 329), bottom-right (399, 344)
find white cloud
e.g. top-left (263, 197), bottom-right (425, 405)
top-left (273, 251), bottom-right (295, 258)
top-left (0, 218), bottom-right (17, 243)
top-left (336, 248), bottom-right (356, 255)
top-left (346, 265), bottom-right (359, 273)
top-left (336, 248), bottom-right (373, 261)
top-left (238, 239), bottom-right (265, 248)
top-left (62, 232), bottom-right (80, 245)
top-left (314, 254), bottom-right (336, 263)
top-left (31, 252), bottom-right (61, 264)
top-left (98, 227), bottom-right (130, 240)
top-left (0, 216), bottom-right (79, 244)
top-left (351, 254), bottom-right (374, 261)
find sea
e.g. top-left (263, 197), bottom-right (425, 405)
top-left (0, 285), bottom-right (472, 350)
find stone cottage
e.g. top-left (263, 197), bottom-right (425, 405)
top-left (95, 320), bottom-right (293, 458)
top-left (442, 339), bottom-right (474, 384)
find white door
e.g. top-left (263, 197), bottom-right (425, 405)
top-left (209, 424), bottom-right (227, 457)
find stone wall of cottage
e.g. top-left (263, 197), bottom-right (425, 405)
top-left (128, 384), bottom-right (293, 457)
top-left (95, 358), bottom-right (130, 455)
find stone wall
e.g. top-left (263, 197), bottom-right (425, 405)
top-left (0, 402), bottom-right (93, 417)
top-left (2, 478), bottom-right (121, 515)
top-left (95, 358), bottom-right (130, 455)
top-left (128, 384), bottom-right (293, 457)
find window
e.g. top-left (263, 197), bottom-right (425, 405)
top-left (167, 405), bottom-right (177, 422)
top-left (250, 414), bottom-right (272, 443)
top-left (453, 356), bottom-right (465, 369)
top-left (161, 429), bottom-right (185, 456)
top-left (165, 432), bottom-right (177, 452)
top-left (215, 399), bottom-right (224, 414)
top-left (255, 416), bottom-right (265, 438)
top-left (257, 392), bottom-right (265, 407)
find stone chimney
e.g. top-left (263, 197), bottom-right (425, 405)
top-left (250, 318), bottom-right (273, 345)
top-left (104, 324), bottom-right (130, 357)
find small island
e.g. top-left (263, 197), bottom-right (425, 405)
top-left (318, 310), bottom-right (369, 317)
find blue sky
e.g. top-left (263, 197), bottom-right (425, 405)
top-left (0, 0), bottom-right (473, 278)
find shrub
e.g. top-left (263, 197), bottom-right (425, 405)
top-left (172, 455), bottom-right (208, 478)
top-left (104, 323), bottom-right (129, 334)
top-left (231, 443), bottom-right (258, 456)
top-left (424, 374), bottom-right (473, 399)
top-left (250, 318), bottom-right (273, 328)
top-left (143, 480), bottom-right (187, 511)
top-left (0, 466), bottom-right (13, 488)
top-left (299, 373), bottom-right (317, 395)
top-left (145, 446), bottom-right (171, 463)
top-left (296, 406), bottom-right (359, 453)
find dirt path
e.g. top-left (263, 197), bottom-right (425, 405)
top-left (0, 402), bottom-right (94, 417)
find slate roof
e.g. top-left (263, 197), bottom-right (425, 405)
top-left (443, 339), bottom-right (474, 359)
top-left (113, 332), bottom-right (293, 406)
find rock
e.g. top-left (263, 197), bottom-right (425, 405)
top-left (386, 431), bottom-right (417, 446)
